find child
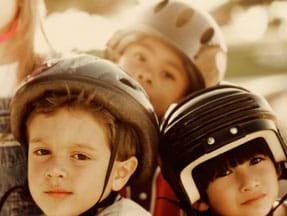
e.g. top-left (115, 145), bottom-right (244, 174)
top-left (159, 84), bottom-right (287, 216)
top-left (0, 0), bottom-right (45, 214)
top-left (105, 0), bottom-right (227, 120)
top-left (9, 55), bottom-right (159, 215)
top-left (105, 1), bottom-right (227, 214)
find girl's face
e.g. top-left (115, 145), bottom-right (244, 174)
top-left (0, 0), bottom-right (18, 33)
top-left (27, 107), bottom-right (121, 215)
top-left (205, 154), bottom-right (279, 216)
top-left (117, 36), bottom-right (190, 119)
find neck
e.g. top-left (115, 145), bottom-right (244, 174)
top-left (273, 204), bottom-right (287, 216)
top-left (80, 192), bottom-right (118, 216)
top-left (0, 47), bottom-right (18, 65)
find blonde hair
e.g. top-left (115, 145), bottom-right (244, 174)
top-left (0, 0), bottom-right (42, 83)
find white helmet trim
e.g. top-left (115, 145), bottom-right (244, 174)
top-left (180, 130), bottom-right (286, 204)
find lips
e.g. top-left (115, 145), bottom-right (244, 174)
top-left (241, 194), bottom-right (266, 205)
top-left (45, 190), bottom-right (73, 198)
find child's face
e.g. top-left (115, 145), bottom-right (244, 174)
top-left (117, 36), bottom-right (190, 119)
top-left (205, 154), bottom-right (279, 216)
top-left (0, 0), bottom-right (18, 32)
top-left (27, 107), bottom-right (118, 215)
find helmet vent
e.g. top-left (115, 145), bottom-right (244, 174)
top-left (154, 0), bottom-right (169, 13)
top-left (119, 78), bottom-right (137, 90)
top-left (165, 93), bottom-right (260, 154)
top-left (200, 28), bottom-right (214, 44)
top-left (176, 9), bottom-right (194, 28)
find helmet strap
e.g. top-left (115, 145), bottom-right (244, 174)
top-left (80, 122), bottom-right (121, 215)
top-left (266, 193), bottom-right (287, 216)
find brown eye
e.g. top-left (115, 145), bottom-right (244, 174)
top-left (72, 153), bottom-right (90, 160)
top-left (216, 169), bottom-right (232, 178)
top-left (163, 70), bottom-right (176, 81)
top-left (250, 156), bottom-right (265, 165)
top-left (34, 149), bottom-right (50, 156)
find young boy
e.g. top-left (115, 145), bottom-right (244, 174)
top-left (159, 84), bottom-right (287, 216)
top-left (9, 55), bottom-right (159, 215)
top-left (105, 1), bottom-right (227, 214)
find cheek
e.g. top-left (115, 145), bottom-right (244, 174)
top-left (28, 157), bottom-right (42, 183)
top-left (117, 55), bottom-right (140, 76)
top-left (206, 179), bottom-right (236, 206)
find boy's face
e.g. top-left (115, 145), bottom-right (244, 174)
top-left (27, 107), bottom-right (120, 215)
top-left (117, 36), bottom-right (190, 119)
top-left (204, 154), bottom-right (278, 216)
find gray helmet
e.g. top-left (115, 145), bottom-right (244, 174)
top-left (106, 0), bottom-right (227, 88)
top-left (10, 54), bottom-right (159, 184)
top-left (159, 84), bottom-right (287, 209)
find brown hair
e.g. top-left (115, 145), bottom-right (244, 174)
top-left (26, 89), bottom-right (139, 161)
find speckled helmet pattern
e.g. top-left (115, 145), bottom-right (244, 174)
top-left (10, 55), bottom-right (159, 184)
top-left (106, 0), bottom-right (227, 88)
top-left (159, 84), bottom-right (287, 209)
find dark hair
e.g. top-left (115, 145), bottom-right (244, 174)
top-left (192, 138), bottom-right (277, 202)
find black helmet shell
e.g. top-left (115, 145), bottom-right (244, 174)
top-left (11, 55), bottom-right (159, 183)
top-left (160, 84), bottom-right (287, 207)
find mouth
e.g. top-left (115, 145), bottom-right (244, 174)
top-left (44, 190), bottom-right (73, 198)
top-left (241, 194), bottom-right (266, 205)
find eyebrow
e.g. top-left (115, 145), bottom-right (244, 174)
top-left (70, 143), bottom-right (98, 152)
top-left (166, 61), bottom-right (184, 73)
top-left (29, 137), bottom-right (44, 144)
top-left (137, 42), bottom-right (154, 53)
top-left (29, 139), bottom-right (98, 152)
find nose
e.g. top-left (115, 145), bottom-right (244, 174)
top-left (45, 162), bottom-right (67, 179)
top-left (135, 68), bottom-right (152, 84)
top-left (238, 169), bottom-right (260, 192)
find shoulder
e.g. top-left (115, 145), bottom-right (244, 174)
top-left (117, 197), bottom-right (151, 216)
top-left (98, 197), bottom-right (151, 216)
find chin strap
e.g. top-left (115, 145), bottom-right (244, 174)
top-left (80, 122), bottom-right (122, 215)
top-left (266, 193), bottom-right (287, 216)
top-left (80, 192), bottom-right (118, 216)
top-left (0, 20), bottom-right (18, 42)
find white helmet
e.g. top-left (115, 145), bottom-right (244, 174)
top-left (106, 0), bottom-right (227, 88)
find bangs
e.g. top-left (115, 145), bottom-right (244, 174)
top-left (192, 137), bottom-right (274, 201)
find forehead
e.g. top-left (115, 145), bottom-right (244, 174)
top-left (27, 107), bottom-right (110, 146)
top-left (138, 35), bottom-right (186, 58)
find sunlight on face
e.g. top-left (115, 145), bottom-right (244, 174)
top-left (27, 107), bottom-right (114, 216)
top-left (117, 36), bottom-right (190, 119)
top-left (205, 155), bottom-right (279, 216)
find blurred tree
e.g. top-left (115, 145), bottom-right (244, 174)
top-left (44, 0), bottom-right (136, 16)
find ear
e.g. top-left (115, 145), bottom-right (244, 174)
top-left (111, 156), bottom-right (138, 191)
top-left (192, 200), bottom-right (209, 212)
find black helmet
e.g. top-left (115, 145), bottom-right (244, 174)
top-left (159, 84), bottom-right (287, 209)
top-left (10, 54), bottom-right (159, 184)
